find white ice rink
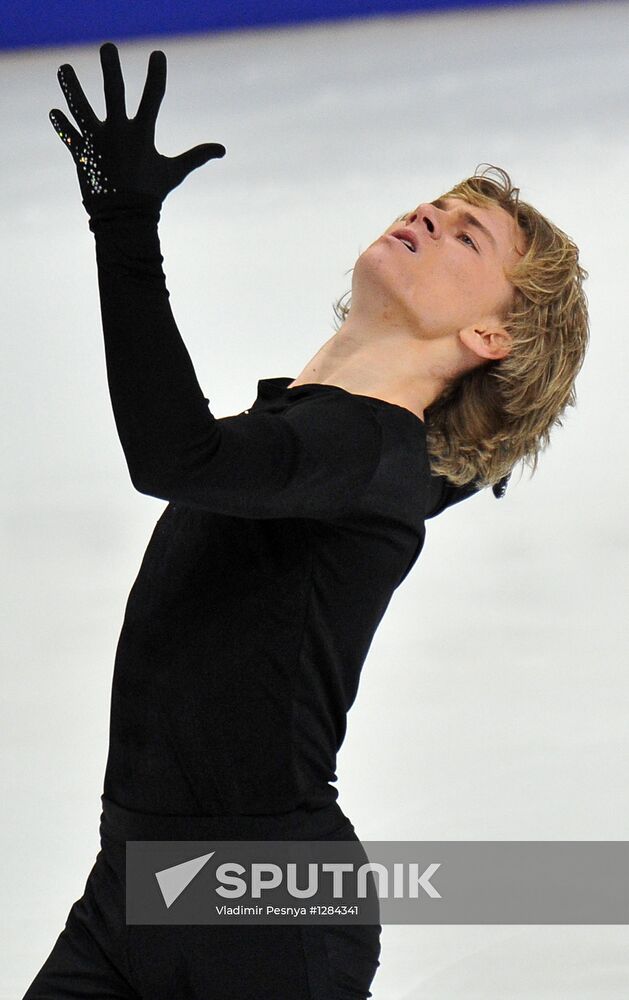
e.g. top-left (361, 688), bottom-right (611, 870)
top-left (2, 1), bottom-right (629, 996)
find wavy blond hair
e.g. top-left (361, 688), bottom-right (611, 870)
top-left (333, 164), bottom-right (590, 493)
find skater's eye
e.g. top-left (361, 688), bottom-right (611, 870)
top-left (458, 232), bottom-right (479, 253)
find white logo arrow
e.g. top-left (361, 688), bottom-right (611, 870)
top-left (154, 851), bottom-right (215, 909)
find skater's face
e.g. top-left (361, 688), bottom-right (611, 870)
top-left (354, 196), bottom-right (524, 343)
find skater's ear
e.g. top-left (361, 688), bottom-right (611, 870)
top-left (458, 321), bottom-right (512, 362)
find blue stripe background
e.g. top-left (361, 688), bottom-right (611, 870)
top-left (1, 1), bottom-right (568, 51)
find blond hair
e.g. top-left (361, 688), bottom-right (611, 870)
top-left (333, 165), bottom-right (590, 493)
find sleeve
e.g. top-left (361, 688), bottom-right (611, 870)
top-left (86, 194), bottom-right (382, 520)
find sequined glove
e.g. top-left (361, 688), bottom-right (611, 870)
top-left (49, 41), bottom-right (225, 214)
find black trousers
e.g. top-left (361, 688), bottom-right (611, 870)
top-left (22, 797), bottom-right (381, 999)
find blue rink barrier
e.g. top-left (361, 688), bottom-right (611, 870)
top-left (0, 0), bottom-right (569, 51)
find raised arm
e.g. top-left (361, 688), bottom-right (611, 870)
top-left (49, 43), bottom-right (382, 521)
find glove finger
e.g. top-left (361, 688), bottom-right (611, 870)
top-left (49, 108), bottom-right (83, 153)
top-left (170, 142), bottom-right (226, 186)
top-left (57, 63), bottom-right (100, 133)
top-left (100, 41), bottom-right (127, 121)
top-left (136, 50), bottom-right (167, 132)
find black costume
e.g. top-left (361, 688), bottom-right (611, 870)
top-left (94, 191), bottom-right (484, 817)
top-left (23, 43), bottom-right (498, 1000)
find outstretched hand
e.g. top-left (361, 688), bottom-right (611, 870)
top-left (50, 42), bottom-right (225, 211)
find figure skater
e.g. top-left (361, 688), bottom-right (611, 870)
top-left (22, 41), bottom-right (589, 1000)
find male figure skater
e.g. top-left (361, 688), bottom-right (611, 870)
top-left (22, 42), bottom-right (588, 1000)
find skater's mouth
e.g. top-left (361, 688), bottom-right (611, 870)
top-left (390, 228), bottom-right (418, 253)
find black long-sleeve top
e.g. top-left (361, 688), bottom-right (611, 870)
top-left (87, 194), bottom-right (479, 816)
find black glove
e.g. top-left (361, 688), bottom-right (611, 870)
top-left (49, 41), bottom-right (225, 213)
